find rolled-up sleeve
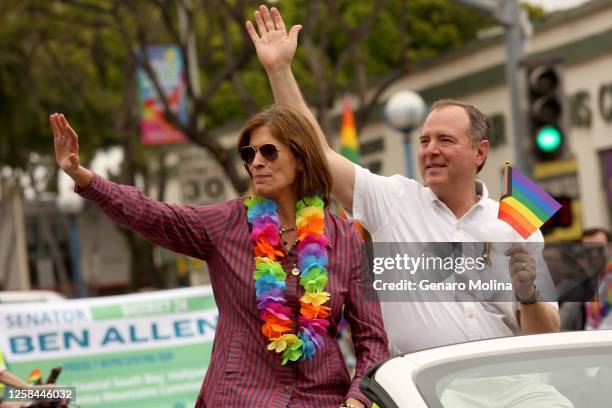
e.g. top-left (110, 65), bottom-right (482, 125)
top-left (344, 225), bottom-right (389, 406)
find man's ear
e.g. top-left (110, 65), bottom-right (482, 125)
top-left (476, 139), bottom-right (489, 167)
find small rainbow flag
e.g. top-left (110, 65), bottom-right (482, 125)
top-left (498, 164), bottom-right (561, 239)
top-left (28, 368), bottom-right (42, 384)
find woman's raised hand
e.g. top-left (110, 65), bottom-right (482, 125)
top-left (50, 113), bottom-right (92, 188)
top-left (245, 5), bottom-right (301, 72)
top-left (51, 113), bottom-right (81, 175)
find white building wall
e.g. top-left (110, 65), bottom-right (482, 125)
top-left (565, 53), bottom-right (612, 228)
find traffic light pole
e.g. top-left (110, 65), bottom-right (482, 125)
top-left (454, 0), bottom-right (529, 174)
top-left (504, 1), bottom-right (528, 174)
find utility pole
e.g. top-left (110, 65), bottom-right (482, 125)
top-left (454, 0), bottom-right (531, 174)
top-left (177, 0), bottom-right (203, 131)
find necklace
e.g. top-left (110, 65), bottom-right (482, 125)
top-left (245, 195), bottom-right (331, 365)
top-left (279, 225), bottom-right (297, 251)
top-left (279, 225), bottom-right (296, 234)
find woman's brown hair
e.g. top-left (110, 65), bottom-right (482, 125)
top-left (238, 105), bottom-right (333, 206)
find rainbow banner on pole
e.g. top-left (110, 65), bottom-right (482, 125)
top-left (340, 96), bottom-right (361, 165)
top-left (338, 96), bottom-right (366, 239)
top-left (137, 45), bottom-right (188, 145)
top-left (498, 164), bottom-right (561, 239)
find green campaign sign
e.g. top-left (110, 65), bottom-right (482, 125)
top-left (0, 286), bottom-right (217, 407)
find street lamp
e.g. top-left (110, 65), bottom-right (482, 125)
top-left (384, 91), bottom-right (427, 179)
top-left (56, 192), bottom-right (85, 298)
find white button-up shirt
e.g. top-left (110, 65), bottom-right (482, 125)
top-left (353, 165), bottom-right (558, 355)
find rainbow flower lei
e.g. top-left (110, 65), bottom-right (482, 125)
top-left (245, 195), bottom-right (331, 365)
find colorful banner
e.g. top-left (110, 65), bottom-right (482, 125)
top-left (0, 286), bottom-right (217, 407)
top-left (137, 45), bottom-right (188, 145)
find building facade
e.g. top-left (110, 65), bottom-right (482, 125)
top-left (353, 0), bottom-right (612, 240)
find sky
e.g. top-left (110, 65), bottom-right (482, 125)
top-left (527, 0), bottom-right (590, 11)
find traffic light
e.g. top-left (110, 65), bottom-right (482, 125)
top-left (525, 59), bottom-right (566, 161)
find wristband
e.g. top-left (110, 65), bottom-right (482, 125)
top-left (515, 285), bottom-right (538, 304)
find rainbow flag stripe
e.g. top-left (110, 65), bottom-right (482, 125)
top-left (498, 166), bottom-right (561, 239)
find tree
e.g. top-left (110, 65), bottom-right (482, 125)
top-left (0, 0), bottom-right (541, 292)
top-left (0, 0), bottom-right (120, 294)
top-left (0, 0), bottom-right (261, 291)
top-left (103, 0), bottom-right (501, 187)
top-left (277, 0), bottom-right (496, 135)
top-left (0, 0), bottom-right (502, 193)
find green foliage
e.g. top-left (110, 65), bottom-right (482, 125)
top-left (205, 81), bottom-right (246, 127)
top-left (0, 0), bottom-right (120, 169)
top-left (282, 0), bottom-right (494, 107)
top-left (0, 0), bottom-right (521, 290)
top-left (522, 2), bottom-right (546, 22)
top-left (0, 0), bottom-right (501, 172)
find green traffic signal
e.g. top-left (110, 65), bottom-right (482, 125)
top-left (526, 60), bottom-right (567, 161)
top-left (536, 125), bottom-right (563, 153)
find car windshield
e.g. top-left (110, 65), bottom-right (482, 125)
top-left (417, 349), bottom-right (612, 408)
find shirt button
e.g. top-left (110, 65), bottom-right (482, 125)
top-left (468, 313), bottom-right (475, 319)
top-left (455, 224), bottom-right (460, 231)
top-left (283, 385), bottom-right (291, 392)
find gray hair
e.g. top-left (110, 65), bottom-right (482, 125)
top-left (430, 99), bottom-right (490, 173)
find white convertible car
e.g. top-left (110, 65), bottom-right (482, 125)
top-left (361, 330), bottom-right (612, 408)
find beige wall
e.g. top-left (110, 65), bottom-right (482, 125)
top-left (565, 53), bottom-right (612, 228)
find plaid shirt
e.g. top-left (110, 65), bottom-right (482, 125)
top-left (78, 174), bottom-right (388, 407)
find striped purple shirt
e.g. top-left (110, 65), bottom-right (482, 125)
top-left (78, 174), bottom-right (388, 407)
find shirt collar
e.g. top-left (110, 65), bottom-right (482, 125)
top-left (475, 179), bottom-right (488, 203)
top-left (427, 179), bottom-right (488, 210)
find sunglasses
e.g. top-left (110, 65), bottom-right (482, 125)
top-left (240, 143), bottom-right (282, 164)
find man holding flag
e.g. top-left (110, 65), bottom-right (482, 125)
top-left (246, 5), bottom-right (560, 357)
